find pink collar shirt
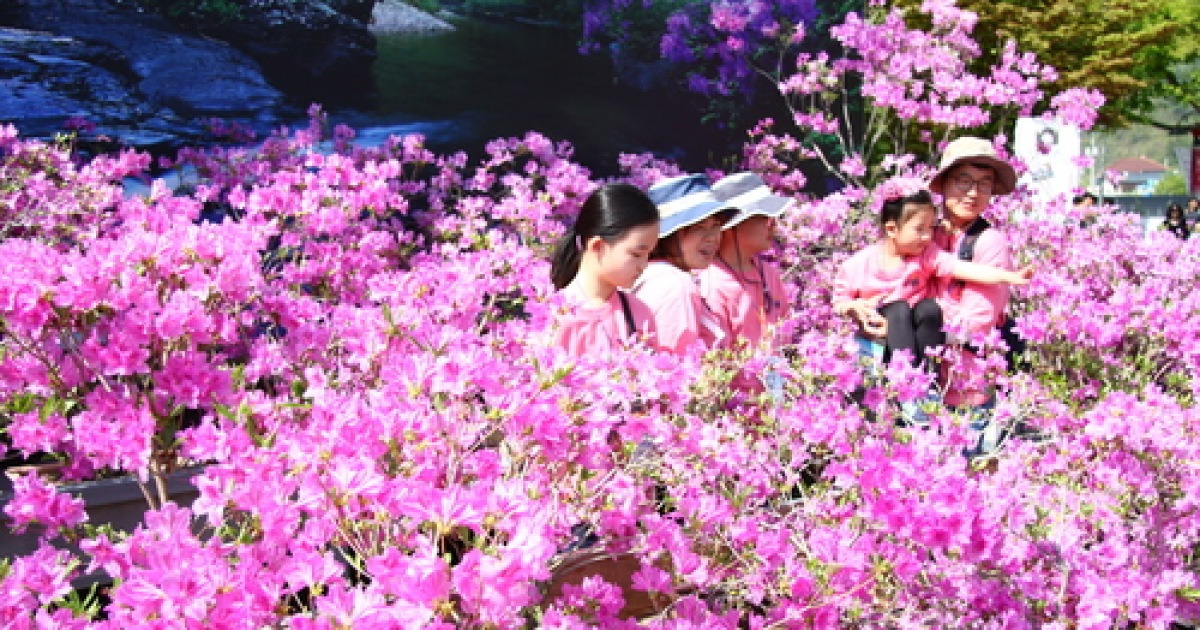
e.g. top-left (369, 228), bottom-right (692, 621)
top-left (697, 256), bottom-right (788, 350)
top-left (933, 224), bottom-right (1014, 407)
top-left (833, 241), bottom-right (959, 308)
top-left (632, 261), bottom-right (727, 355)
top-left (932, 226), bottom-right (1012, 336)
top-left (553, 286), bottom-right (657, 358)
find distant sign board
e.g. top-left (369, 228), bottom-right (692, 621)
top-left (1193, 146), bottom-right (1200, 196)
top-left (1014, 117), bottom-right (1082, 201)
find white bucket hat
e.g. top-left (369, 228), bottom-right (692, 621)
top-left (929, 136), bottom-right (1018, 196)
top-left (647, 174), bottom-right (736, 237)
top-left (711, 172), bottom-right (793, 228)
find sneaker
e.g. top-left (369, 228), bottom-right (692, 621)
top-left (959, 403), bottom-right (1006, 459)
top-left (898, 387), bottom-right (941, 429)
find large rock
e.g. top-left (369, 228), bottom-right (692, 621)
top-left (0, 0), bottom-right (380, 148)
top-left (370, 0), bottom-right (455, 35)
top-left (327, 0), bottom-right (377, 24)
top-left (0, 26), bottom-right (202, 148)
top-left (187, 0), bottom-right (379, 107)
top-left (0, 0), bottom-right (286, 148)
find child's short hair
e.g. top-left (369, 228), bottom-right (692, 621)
top-left (879, 189), bottom-right (934, 228)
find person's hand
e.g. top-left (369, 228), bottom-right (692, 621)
top-left (1008, 264), bottom-right (1035, 285)
top-left (860, 310), bottom-right (887, 338)
top-left (851, 297), bottom-right (886, 339)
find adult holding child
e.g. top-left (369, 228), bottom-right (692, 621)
top-left (928, 136), bottom-right (1022, 413)
top-left (833, 180), bottom-right (1031, 428)
top-left (833, 186), bottom-right (1029, 372)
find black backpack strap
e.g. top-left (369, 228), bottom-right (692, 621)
top-left (956, 216), bottom-right (992, 261)
top-left (951, 218), bottom-right (1029, 372)
top-left (950, 217), bottom-right (992, 293)
top-left (617, 291), bottom-right (637, 340)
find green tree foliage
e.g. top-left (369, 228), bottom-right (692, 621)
top-left (1156, 0), bottom-right (1200, 128)
top-left (1155, 171), bottom-right (1188, 195)
top-left (895, 0), bottom-right (1200, 130)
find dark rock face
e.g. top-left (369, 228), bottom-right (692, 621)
top-left (200, 1), bottom-right (378, 107)
top-left (0, 0), bottom-right (378, 150)
top-left (0, 24), bottom-right (215, 150)
top-left (326, 0), bottom-right (377, 25)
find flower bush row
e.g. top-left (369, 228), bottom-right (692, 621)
top-left (1, 1), bottom-right (1198, 628)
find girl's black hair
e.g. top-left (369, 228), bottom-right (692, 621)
top-left (879, 189), bottom-right (935, 228)
top-left (1167, 202), bottom-right (1185, 220)
top-left (550, 183), bottom-right (659, 290)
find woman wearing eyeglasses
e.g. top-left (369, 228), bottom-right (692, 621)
top-left (929, 137), bottom-right (1022, 454)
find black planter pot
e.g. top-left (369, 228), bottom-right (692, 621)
top-left (0, 467), bottom-right (201, 585)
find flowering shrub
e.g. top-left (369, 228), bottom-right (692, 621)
top-left (2, 1), bottom-right (1200, 628)
top-left (583, 0), bottom-right (819, 131)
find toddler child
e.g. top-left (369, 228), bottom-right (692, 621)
top-left (833, 189), bottom-right (1032, 369)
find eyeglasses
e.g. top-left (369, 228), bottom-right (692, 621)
top-left (948, 174), bottom-right (995, 194)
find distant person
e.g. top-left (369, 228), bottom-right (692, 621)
top-left (1071, 192), bottom-right (1100, 226)
top-left (549, 183), bottom-right (661, 357)
top-left (1162, 202), bottom-right (1190, 240)
top-left (1187, 197), bottom-right (1200, 228)
top-left (1072, 192), bottom-right (1098, 208)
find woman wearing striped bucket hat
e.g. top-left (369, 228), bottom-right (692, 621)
top-left (698, 172), bottom-right (794, 351)
top-left (632, 173), bottom-right (737, 355)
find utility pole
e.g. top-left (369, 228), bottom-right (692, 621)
top-left (1085, 134), bottom-right (1106, 205)
top-left (1192, 127), bottom-right (1200, 197)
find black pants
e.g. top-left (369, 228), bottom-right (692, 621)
top-left (879, 298), bottom-right (944, 369)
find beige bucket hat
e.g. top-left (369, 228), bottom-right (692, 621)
top-left (929, 136), bottom-right (1018, 196)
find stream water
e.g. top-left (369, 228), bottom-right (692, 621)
top-left (329, 17), bottom-right (736, 176)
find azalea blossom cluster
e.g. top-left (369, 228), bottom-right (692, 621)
top-left (3, 117), bottom-right (1199, 629)
top-left (773, 0), bottom-right (1098, 191)
top-left (2, 3), bottom-right (1199, 630)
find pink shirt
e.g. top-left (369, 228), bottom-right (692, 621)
top-left (933, 225), bottom-right (1013, 407)
top-left (698, 257), bottom-right (788, 350)
top-left (832, 241), bottom-right (959, 307)
top-left (932, 226), bottom-right (1012, 335)
top-left (633, 261), bottom-right (727, 355)
top-left (553, 287), bottom-right (657, 357)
